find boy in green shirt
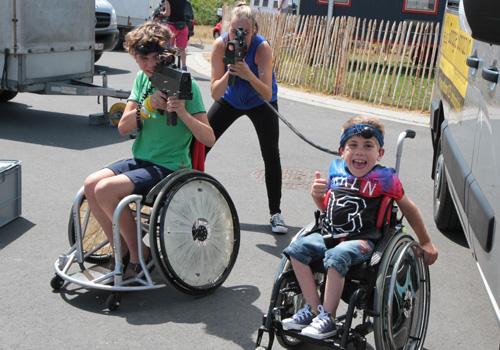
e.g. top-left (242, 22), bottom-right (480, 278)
top-left (83, 21), bottom-right (215, 278)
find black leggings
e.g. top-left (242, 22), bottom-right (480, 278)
top-left (206, 98), bottom-right (282, 215)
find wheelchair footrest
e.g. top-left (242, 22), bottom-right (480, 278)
top-left (274, 321), bottom-right (341, 347)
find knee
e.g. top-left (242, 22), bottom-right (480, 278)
top-left (84, 174), bottom-right (112, 205)
top-left (83, 174), bottom-right (100, 200)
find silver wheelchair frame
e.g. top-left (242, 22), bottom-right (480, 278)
top-left (51, 168), bottom-right (240, 310)
top-left (255, 130), bottom-right (431, 350)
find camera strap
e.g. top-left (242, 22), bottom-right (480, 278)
top-left (245, 81), bottom-right (340, 156)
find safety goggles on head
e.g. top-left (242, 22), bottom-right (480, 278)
top-left (339, 124), bottom-right (384, 148)
top-left (135, 43), bottom-right (166, 55)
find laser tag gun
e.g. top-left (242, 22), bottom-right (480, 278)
top-left (151, 53), bottom-right (193, 126)
top-left (223, 27), bottom-right (247, 86)
top-left (153, 0), bottom-right (166, 21)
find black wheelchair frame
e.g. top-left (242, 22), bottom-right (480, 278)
top-left (255, 130), bottom-right (431, 350)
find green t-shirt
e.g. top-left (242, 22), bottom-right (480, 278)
top-left (128, 71), bottom-right (205, 171)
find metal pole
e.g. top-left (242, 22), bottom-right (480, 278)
top-left (327, 0), bottom-right (334, 22)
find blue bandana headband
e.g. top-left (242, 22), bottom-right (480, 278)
top-left (339, 124), bottom-right (384, 148)
top-left (135, 44), bottom-right (165, 55)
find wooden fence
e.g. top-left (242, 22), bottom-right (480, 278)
top-left (222, 7), bottom-right (441, 112)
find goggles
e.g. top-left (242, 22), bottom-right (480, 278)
top-left (135, 44), bottom-right (165, 55)
top-left (339, 124), bottom-right (384, 148)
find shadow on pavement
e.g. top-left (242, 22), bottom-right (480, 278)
top-left (0, 217), bottom-right (36, 250)
top-left (55, 283), bottom-right (262, 349)
top-left (439, 228), bottom-right (469, 248)
top-left (0, 102), bottom-right (128, 150)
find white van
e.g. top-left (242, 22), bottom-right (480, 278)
top-left (430, 0), bottom-right (500, 325)
top-left (94, 0), bottom-right (119, 62)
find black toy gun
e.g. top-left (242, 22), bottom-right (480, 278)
top-left (153, 0), bottom-right (166, 20)
top-left (223, 27), bottom-right (247, 86)
top-left (151, 54), bottom-right (193, 126)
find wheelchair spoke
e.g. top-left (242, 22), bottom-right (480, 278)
top-left (153, 173), bottom-right (240, 294)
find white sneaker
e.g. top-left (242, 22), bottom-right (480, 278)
top-left (301, 305), bottom-right (338, 339)
top-left (281, 304), bottom-right (316, 330)
top-left (270, 213), bottom-right (287, 234)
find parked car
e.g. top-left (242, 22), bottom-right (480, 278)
top-left (213, 21), bottom-right (221, 39)
top-left (430, 0), bottom-right (500, 326)
top-left (94, 0), bottom-right (119, 62)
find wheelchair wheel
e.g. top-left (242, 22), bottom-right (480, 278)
top-left (150, 170), bottom-right (240, 296)
top-left (68, 196), bottom-right (112, 262)
top-left (373, 234), bottom-right (430, 350)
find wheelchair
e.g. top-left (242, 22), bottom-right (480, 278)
top-left (50, 140), bottom-right (240, 310)
top-left (255, 130), bottom-right (431, 350)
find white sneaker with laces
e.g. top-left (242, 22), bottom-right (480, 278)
top-left (281, 304), bottom-right (316, 330)
top-left (270, 213), bottom-right (288, 234)
top-left (301, 305), bottom-right (338, 339)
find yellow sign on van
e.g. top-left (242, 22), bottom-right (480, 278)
top-left (438, 13), bottom-right (473, 110)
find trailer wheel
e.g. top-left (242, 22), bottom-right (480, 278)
top-left (109, 103), bottom-right (126, 126)
top-left (0, 90), bottom-right (18, 102)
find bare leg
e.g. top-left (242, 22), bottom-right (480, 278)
top-left (93, 174), bottom-right (149, 264)
top-left (84, 169), bottom-right (127, 256)
top-left (84, 170), bottom-right (149, 264)
top-left (322, 267), bottom-right (345, 317)
top-left (290, 257), bottom-right (321, 312)
top-left (178, 47), bottom-right (187, 66)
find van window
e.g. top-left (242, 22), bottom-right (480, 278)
top-left (403, 0), bottom-right (438, 14)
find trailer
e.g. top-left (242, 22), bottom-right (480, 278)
top-left (1, 0), bottom-right (130, 125)
top-left (107, 0), bottom-right (159, 48)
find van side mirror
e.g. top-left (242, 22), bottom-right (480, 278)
top-left (462, 0), bottom-right (500, 45)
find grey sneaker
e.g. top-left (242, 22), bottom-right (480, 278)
top-left (270, 213), bottom-right (287, 234)
top-left (281, 305), bottom-right (317, 330)
top-left (301, 305), bottom-right (338, 339)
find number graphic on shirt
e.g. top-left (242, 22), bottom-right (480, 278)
top-left (323, 193), bottom-right (366, 233)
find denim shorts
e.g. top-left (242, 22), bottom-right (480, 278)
top-left (283, 232), bottom-right (375, 277)
top-left (106, 158), bottom-right (173, 195)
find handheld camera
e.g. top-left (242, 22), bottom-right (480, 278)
top-left (223, 27), bottom-right (247, 86)
top-left (153, 0), bottom-right (166, 21)
top-left (151, 54), bottom-right (193, 126)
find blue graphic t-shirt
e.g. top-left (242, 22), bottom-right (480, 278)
top-left (322, 159), bottom-right (404, 239)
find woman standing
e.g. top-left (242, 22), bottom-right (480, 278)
top-left (206, 4), bottom-right (286, 234)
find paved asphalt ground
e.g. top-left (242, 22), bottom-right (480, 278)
top-left (0, 45), bottom-right (498, 349)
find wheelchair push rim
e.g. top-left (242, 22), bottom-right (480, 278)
top-left (150, 170), bottom-right (240, 296)
top-left (373, 234), bottom-right (431, 350)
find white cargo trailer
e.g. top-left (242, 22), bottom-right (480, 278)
top-left (0, 0), bottom-right (130, 125)
top-left (107, 0), bottom-right (159, 46)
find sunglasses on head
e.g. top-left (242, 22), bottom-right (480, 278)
top-left (135, 44), bottom-right (165, 55)
top-left (339, 124), bottom-right (384, 148)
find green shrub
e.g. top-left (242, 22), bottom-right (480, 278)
top-left (192, 0), bottom-right (239, 25)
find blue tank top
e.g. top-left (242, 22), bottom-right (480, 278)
top-left (221, 33), bottom-right (278, 110)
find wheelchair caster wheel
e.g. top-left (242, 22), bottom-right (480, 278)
top-left (50, 275), bottom-right (64, 290)
top-left (106, 292), bottom-right (121, 311)
top-left (355, 337), bottom-right (367, 350)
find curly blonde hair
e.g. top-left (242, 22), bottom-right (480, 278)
top-left (124, 21), bottom-right (172, 54)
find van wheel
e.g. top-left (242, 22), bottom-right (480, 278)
top-left (0, 90), bottom-right (18, 102)
top-left (433, 147), bottom-right (462, 232)
top-left (94, 52), bottom-right (102, 63)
